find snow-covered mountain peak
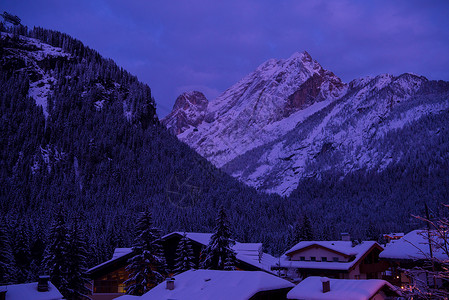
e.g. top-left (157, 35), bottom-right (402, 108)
top-left (161, 50), bottom-right (449, 196)
top-left (162, 91), bottom-right (209, 134)
top-left (172, 91), bottom-right (208, 111)
top-left (165, 52), bottom-right (348, 168)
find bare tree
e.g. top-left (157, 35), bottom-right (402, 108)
top-left (403, 204), bottom-right (449, 299)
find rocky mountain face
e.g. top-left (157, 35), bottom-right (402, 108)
top-left (162, 91), bottom-right (208, 134)
top-left (163, 52), bottom-right (449, 196)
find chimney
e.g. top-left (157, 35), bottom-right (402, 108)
top-left (38, 275), bottom-right (50, 292)
top-left (341, 233), bottom-right (350, 241)
top-left (321, 277), bottom-right (330, 293)
top-left (166, 278), bottom-right (175, 290)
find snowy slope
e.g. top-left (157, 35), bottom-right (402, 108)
top-left (163, 52), bottom-right (449, 196)
top-left (1, 32), bottom-right (71, 117)
top-left (164, 51), bottom-right (346, 168)
top-left (224, 73), bottom-right (449, 195)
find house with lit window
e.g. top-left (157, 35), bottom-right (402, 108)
top-left (380, 229), bottom-right (446, 289)
top-left (87, 232), bottom-right (277, 300)
top-left (273, 234), bottom-right (388, 282)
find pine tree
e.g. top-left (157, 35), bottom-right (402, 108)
top-left (200, 206), bottom-right (236, 270)
top-left (0, 218), bottom-right (15, 283)
top-left (174, 233), bottom-right (195, 274)
top-left (289, 214), bottom-right (314, 248)
top-left (43, 205), bottom-right (69, 294)
top-left (13, 221), bottom-right (31, 283)
top-left (125, 209), bottom-right (165, 296)
top-left (65, 217), bottom-right (91, 300)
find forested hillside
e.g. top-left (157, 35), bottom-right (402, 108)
top-left (1, 24), bottom-right (447, 284)
top-left (0, 25), bottom-right (289, 281)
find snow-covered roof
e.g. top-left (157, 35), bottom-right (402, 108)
top-left (234, 242), bottom-right (262, 252)
top-left (162, 232), bottom-right (275, 273)
top-left (87, 247), bottom-right (134, 274)
top-left (380, 230), bottom-right (448, 261)
top-left (162, 232), bottom-right (213, 246)
top-left (278, 241), bottom-right (380, 271)
top-left (140, 270), bottom-right (294, 300)
top-left (0, 282), bottom-right (63, 300)
top-left (88, 232), bottom-right (275, 274)
top-left (237, 252), bottom-right (278, 274)
top-left (285, 241), bottom-right (377, 257)
top-left (112, 248), bottom-right (133, 259)
top-left (287, 277), bottom-right (400, 300)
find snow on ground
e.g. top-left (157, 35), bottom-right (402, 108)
top-left (1, 33), bottom-right (71, 117)
top-left (139, 270), bottom-right (293, 300)
top-left (28, 74), bottom-right (55, 117)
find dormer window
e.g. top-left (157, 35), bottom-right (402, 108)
top-left (333, 257), bottom-right (339, 262)
top-left (311, 257), bottom-right (316, 261)
top-left (321, 257), bottom-right (327, 262)
top-left (300, 256), bottom-right (305, 261)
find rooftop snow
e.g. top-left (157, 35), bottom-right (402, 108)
top-left (140, 269), bottom-right (293, 300)
top-left (0, 282), bottom-right (63, 300)
top-left (380, 230), bottom-right (448, 261)
top-left (285, 241), bottom-right (377, 257)
top-left (278, 241), bottom-right (380, 271)
top-left (163, 232), bottom-right (277, 273)
top-left (89, 232), bottom-right (276, 274)
top-left (287, 276), bottom-right (400, 300)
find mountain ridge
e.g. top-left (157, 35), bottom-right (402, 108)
top-left (163, 52), bottom-right (449, 195)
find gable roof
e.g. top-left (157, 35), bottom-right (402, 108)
top-left (161, 232), bottom-right (277, 273)
top-left (87, 247), bottom-right (134, 277)
top-left (285, 241), bottom-right (374, 257)
top-left (140, 270), bottom-right (294, 300)
top-left (277, 241), bottom-right (382, 271)
top-left (380, 229), bottom-right (448, 261)
top-left (87, 232), bottom-right (277, 276)
top-left (287, 277), bottom-right (401, 300)
top-left (161, 232), bottom-right (213, 246)
top-left (0, 282), bottom-right (63, 300)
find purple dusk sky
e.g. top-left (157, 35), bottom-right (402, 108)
top-left (3, 0), bottom-right (449, 117)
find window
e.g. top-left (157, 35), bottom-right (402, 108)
top-left (300, 256), bottom-right (305, 261)
top-left (354, 275), bottom-right (360, 280)
top-left (333, 257), bottom-right (339, 262)
top-left (321, 257), bottom-right (327, 262)
top-left (311, 257), bottom-right (316, 261)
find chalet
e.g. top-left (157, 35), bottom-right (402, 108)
top-left (160, 232), bottom-right (277, 273)
top-left (287, 276), bottom-right (401, 300)
top-left (274, 236), bottom-right (388, 281)
top-left (379, 229), bottom-right (446, 289)
top-left (133, 270), bottom-right (294, 300)
top-left (0, 276), bottom-right (63, 300)
top-left (86, 232), bottom-right (277, 300)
